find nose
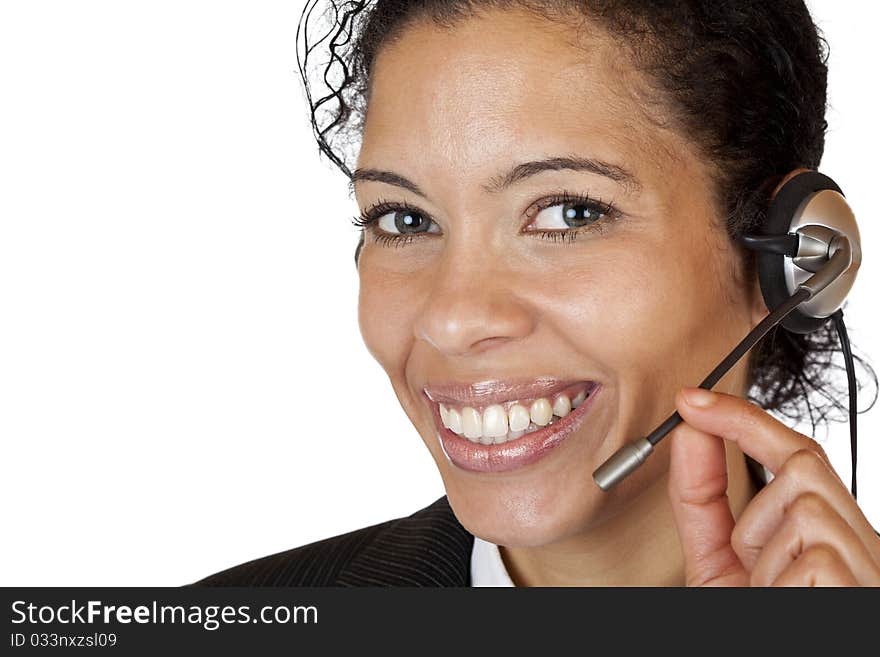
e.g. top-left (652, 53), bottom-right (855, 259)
top-left (413, 249), bottom-right (536, 357)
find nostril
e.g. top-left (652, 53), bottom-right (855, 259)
top-left (414, 306), bottom-right (535, 357)
top-left (417, 333), bottom-right (514, 357)
top-left (469, 336), bottom-right (514, 353)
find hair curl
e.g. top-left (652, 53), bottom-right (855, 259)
top-left (295, 0), bottom-right (877, 437)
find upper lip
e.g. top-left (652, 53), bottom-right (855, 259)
top-left (422, 376), bottom-right (595, 407)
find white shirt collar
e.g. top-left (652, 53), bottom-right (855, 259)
top-left (470, 535), bottom-right (515, 586)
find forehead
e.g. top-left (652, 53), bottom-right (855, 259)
top-left (358, 8), bottom-right (692, 185)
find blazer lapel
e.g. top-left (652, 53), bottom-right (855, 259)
top-left (336, 496), bottom-right (474, 586)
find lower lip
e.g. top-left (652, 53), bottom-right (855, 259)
top-left (427, 383), bottom-right (603, 473)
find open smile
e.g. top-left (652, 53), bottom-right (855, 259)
top-left (422, 379), bottom-right (602, 473)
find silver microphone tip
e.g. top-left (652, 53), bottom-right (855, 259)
top-left (592, 438), bottom-right (654, 491)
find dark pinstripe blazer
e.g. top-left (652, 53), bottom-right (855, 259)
top-left (191, 496), bottom-right (475, 587)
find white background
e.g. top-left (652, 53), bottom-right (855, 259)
top-left (1, 1), bottom-right (877, 585)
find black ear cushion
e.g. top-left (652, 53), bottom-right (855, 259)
top-left (756, 170), bottom-right (844, 334)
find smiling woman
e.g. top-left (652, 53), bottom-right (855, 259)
top-left (193, 0), bottom-right (880, 587)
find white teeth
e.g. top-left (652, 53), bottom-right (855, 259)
top-left (437, 385), bottom-right (594, 445)
top-left (482, 404), bottom-right (509, 438)
top-left (553, 394), bottom-right (571, 417)
top-left (508, 404), bottom-right (531, 432)
top-left (460, 406), bottom-right (482, 440)
top-left (530, 398), bottom-right (553, 426)
top-left (446, 407), bottom-right (462, 433)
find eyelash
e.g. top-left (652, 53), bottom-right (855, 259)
top-left (350, 189), bottom-right (621, 247)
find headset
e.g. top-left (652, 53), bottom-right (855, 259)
top-left (592, 170), bottom-right (867, 503)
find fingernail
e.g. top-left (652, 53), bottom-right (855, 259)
top-left (682, 387), bottom-right (716, 408)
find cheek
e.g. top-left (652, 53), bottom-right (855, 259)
top-left (542, 242), bottom-right (710, 370)
top-left (538, 235), bottom-right (736, 449)
top-left (357, 263), bottom-right (420, 372)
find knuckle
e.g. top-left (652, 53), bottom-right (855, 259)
top-left (730, 522), bottom-right (758, 560)
top-left (730, 521), bottom-right (745, 554)
top-left (787, 491), bottom-right (829, 525)
top-left (733, 401), bottom-right (763, 438)
top-left (800, 435), bottom-right (830, 463)
top-left (780, 448), bottom-right (827, 481)
top-left (676, 471), bottom-right (729, 505)
top-left (800, 544), bottom-right (840, 571)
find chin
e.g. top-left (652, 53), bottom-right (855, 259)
top-left (442, 451), bottom-right (670, 548)
top-left (443, 478), bottom-right (608, 547)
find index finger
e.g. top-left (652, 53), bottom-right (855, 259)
top-left (673, 387), bottom-right (832, 476)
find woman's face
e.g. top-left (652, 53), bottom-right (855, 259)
top-left (353, 9), bottom-right (765, 547)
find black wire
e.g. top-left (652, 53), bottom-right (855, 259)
top-left (645, 286), bottom-right (812, 446)
top-left (830, 310), bottom-right (880, 540)
top-left (831, 309), bottom-right (858, 500)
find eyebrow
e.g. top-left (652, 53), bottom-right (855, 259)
top-left (349, 154), bottom-right (642, 199)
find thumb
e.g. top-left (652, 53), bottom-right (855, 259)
top-left (667, 397), bottom-right (747, 586)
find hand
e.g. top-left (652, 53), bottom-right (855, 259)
top-left (667, 386), bottom-right (880, 586)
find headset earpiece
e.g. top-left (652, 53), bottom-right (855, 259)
top-left (740, 170), bottom-right (861, 334)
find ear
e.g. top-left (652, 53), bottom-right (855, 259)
top-left (771, 167), bottom-right (813, 197)
top-left (747, 265), bottom-right (769, 326)
top-left (746, 167), bottom-right (815, 326)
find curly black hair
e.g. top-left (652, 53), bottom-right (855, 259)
top-left (295, 0), bottom-right (877, 438)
